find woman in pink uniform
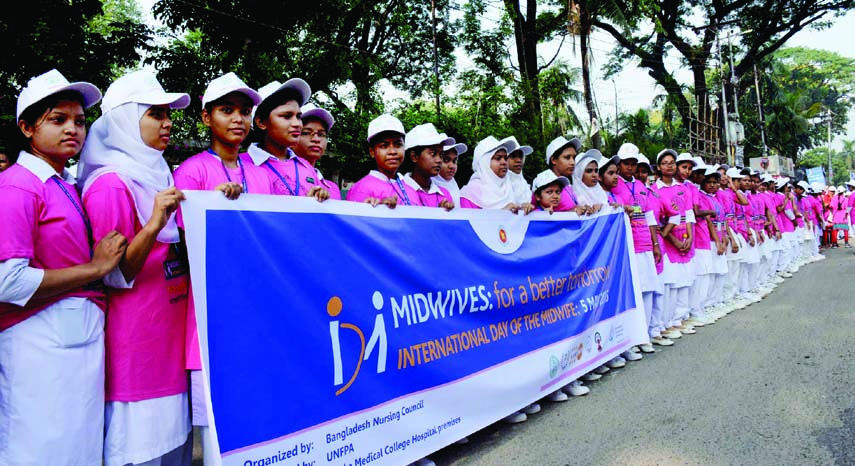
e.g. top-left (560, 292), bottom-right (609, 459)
top-left (173, 72), bottom-right (268, 465)
top-left (459, 136), bottom-right (533, 213)
top-left (400, 123), bottom-right (455, 209)
top-left (544, 136), bottom-right (590, 214)
top-left (346, 114), bottom-right (408, 208)
top-left (0, 70), bottom-right (127, 465)
top-left (78, 70), bottom-right (194, 466)
top-left (651, 150), bottom-right (696, 338)
top-left (246, 79), bottom-right (334, 201)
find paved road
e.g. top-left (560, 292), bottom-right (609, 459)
top-left (427, 248), bottom-right (855, 466)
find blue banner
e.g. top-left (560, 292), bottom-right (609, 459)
top-left (182, 192), bottom-right (648, 466)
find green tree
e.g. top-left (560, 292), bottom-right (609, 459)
top-left (799, 147), bottom-right (850, 185)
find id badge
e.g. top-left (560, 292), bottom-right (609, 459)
top-left (163, 257), bottom-right (187, 280)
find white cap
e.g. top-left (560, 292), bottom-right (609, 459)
top-left (726, 167), bottom-right (745, 179)
top-left (101, 70), bottom-right (189, 114)
top-left (366, 114), bottom-right (405, 143)
top-left (846, 180), bottom-right (855, 188)
top-left (775, 177), bottom-right (789, 189)
top-left (500, 136), bottom-right (533, 157)
top-left (202, 72), bottom-right (261, 108)
top-left (656, 149), bottom-right (678, 163)
top-left (443, 143), bottom-right (467, 156)
top-left (404, 123), bottom-right (454, 151)
top-left (473, 136), bottom-right (513, 165)
top-left (837, 185), bottom-right (846, 193)
top-left (796, 180), bottom-right (810, 191)
top-left (637, 153), bottom-right (652, 170)
top-left (531, 170), bottom-right (570, 192)
top-left (691, 156), bottom-right (707, 171)
top-left (762, 174), bottom-right (775, 183)
top-left (703, 166), bottom-right (720, 177)
top-left (616, 142), bottom-right (640, 161)
top-left (545, 136), bottom-right (582, 166)
top-left (17, 69), bottom-right (101, 123)
top-left (257, 78), bottom-right (311, 108)
top-left (598, 153), bottom-right (620, 171)
top-left (676, 152), bottom-right (696, 167)
top-left (810, 181), bottom-right (825, 191)
top-left (301, 103), bottom-right (335, 131)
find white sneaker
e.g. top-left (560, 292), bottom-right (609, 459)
top-left (563, 380), bottom-right (590, 396)
top-left (639, 343), bottom-right (656, 353)
top-left (779, 272), bottom-right (793, 278)
top-left (678, 327), bottom-right (696, 335)
top-left (606, 356), bottom-right (626, 369)
top-left (503, 411), bottom-right (527, 423)
top-left (651, 336), bottom-right (674, 346)
top-left (621, 350), bottom-right (643, 361)
top-left (521, 403), bottom-right (541, 414)
top-left (580, 372), bottom-right (602, 382)
top-left (594, 364), bottom-right (611, 374)
top-left (662, 330), bottom-right (682, 339)
top-left (684, 317), bottom-right (708, 327)
top-left (630, 346), bottom-right (641, 353)
top-left (547, 390), bottom-right (568, 402)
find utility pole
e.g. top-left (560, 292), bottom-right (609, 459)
top-left (716, 29), bottom-right (731, 165)
top-left (827, 109), bottom-right (833, 183)
top-left (430, 0), bottom-right (441, 122)
top-left (753, 64), bottom-right (768, 157)
top-left (727, 31), bottom-right (740, 119)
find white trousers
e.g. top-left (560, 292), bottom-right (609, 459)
top-left (0, 298), bottom-right (104, 466)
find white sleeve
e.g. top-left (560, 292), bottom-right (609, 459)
top-left (0, 259), bottom-right (45, 307)
top-left (668, 214), bottom-right (681, 225)
top-left (645, 210), bottom-right (657, 227)
top-left (784, 209), bottom-right (795, 220)
top-left (685, 209), bottom-right (696, 224)
top-left (103, 266), bottom-right (135, 289)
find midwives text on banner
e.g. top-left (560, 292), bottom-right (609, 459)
top-left (181, 192), bottom-right (648, 466)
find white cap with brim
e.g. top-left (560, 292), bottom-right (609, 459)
top-left (202, 72), bottom-right (261, 108)
top-left (846, 180), bottom-right (855, 188)
top-left (531, 170), bottom-right (570, 192)
top-left (101, 69), bottom-right (189, 114)
top-left (810, 181), bottom-right (825, 191)
top-left (656, 149), bottom-right (678, 164)
top-left (367, 114), bottom-right (405, 143)
top-left (257, 78), bottom-right (311, 108)
top-left (598, 154), bottom-right (621, 171)
top-left (404, 123), bottom-right (454, 151)
top-left (762, 174), bottom-right (775, 183)
top-left (301, 103), bottom-right (335, 131)
top-left (546, 136), bottom-right (582, 166)
top-left (17, 69), bottom-right (102, 123)
top-left (637, 153), bottom-right (652, 170)
top-left (443, 143), bottom-right (467, 156)
top-left (473, 136), bottom-right (513, 166)
top-left (500, 136), bottom-right (534, 158)
top-left (617, 142), bottom-right (640, 161)
top-left (692, 156), bottom-right (707, 171)
top-left (775, 178), bottom-right (789, 190)
top-left (703, 166), bottom-right (720, 177)
top-left (676, 152), bottom-right (696, 167)
top-left (726, 167), bottom-right (745, 179)
top-left (796, 181), bottom-right (810, 191)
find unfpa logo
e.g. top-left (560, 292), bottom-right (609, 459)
top-left (498, 226), bottom-right (508, 243)
top-left (328, 292), bottom-right (388, 396)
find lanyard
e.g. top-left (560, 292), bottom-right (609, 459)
top-left (209, 149), bottom-right (248, 193)
top-left (265, 160), bottom-right (297, 196)
top-left (608, 191), bottom-right (617, 204)
top-left (390, 176), bottom-right (412, 206)
top-left (51, 177), bottom-right (93, 257)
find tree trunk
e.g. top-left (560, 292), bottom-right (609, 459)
top-left (579, 2), bottom-right (601, 149)
top-left (504, 0), bottom-right (544, 141)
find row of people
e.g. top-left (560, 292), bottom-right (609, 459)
top-left (0, 67), bottom-right (826, 466)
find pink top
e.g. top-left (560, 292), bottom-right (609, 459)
top-left (346, 171), bottom-right (412, 205)
top-left (733, 191), bottom-right (752, 241)
top-left (748, 192), bottom-right (766, 232)
top-left (832, 195), bottom-right (849, 224)
top-left (174, 150), bottom-right (272, 370)
top-left (810, 196), bottom-right (825, 226)
top-left (716, 189), bottom-right (737, 232)
top-left (460, 197), bottom-right (481, 209)
top-left (83, 174), bottom-right (188, 401)
top-left (267, 154), bottom-right (342, 200)
top-left (612, 176), bottom-right (654, 253)
top-left (402, 175), bottom-right (453, 208)
top-left (653, 180), bottom-right (694, 264)
top-left (646, 190), bottom-right (664, 275)
top-left (762, 192), bottom-right (780, 235)
top-left (694, 191), bottom-right (715, 250)
top-left (774, 193), bottom-right (796, 233)
top-left (848, 193), bottom-right (855, 224)
top-left (556, 185), bottom-right (578, 212)
top-left (0, 157), bottom-right (105, 331)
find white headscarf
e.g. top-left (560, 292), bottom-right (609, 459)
top-left (508, 165), bottom-right (531, 204)
top-left (78, 102), bottom-right (179, 243)
top-left (460, 139), bottom-right (516, 209)
top-left (432, 175), bottom-right (460, 206)
top-left (572, 150), bottom-right (608, 206)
